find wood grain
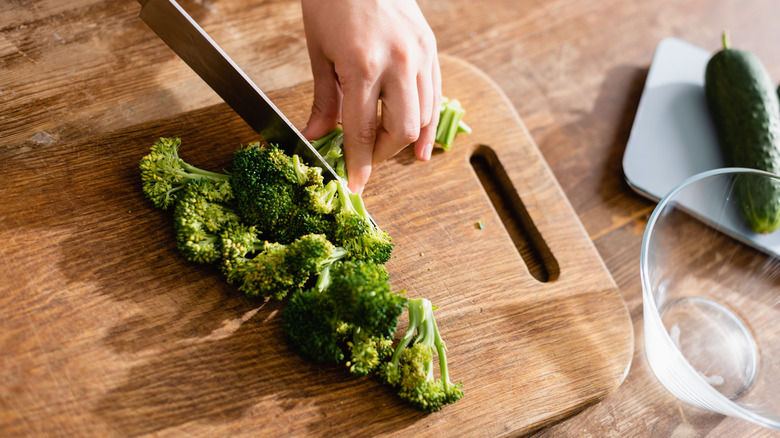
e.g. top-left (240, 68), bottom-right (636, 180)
top-left (4, 0), bottom-right (780, 436)
top-left (0, 53), bottom-right (632, 437)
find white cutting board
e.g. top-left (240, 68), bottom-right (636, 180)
top-left (623, 37), bottom-right (780, 255)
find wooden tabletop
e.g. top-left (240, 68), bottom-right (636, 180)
top-left (2, 1), bottom-right (779, 436)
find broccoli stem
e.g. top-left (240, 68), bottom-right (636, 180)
top-left (387, 298), bottom-right (424, 367)
top-left (292, 155), bottom-right (309, 185)
top-left (180, 161), bottom-right (230, 182)
top-left (313, 245), bottom-right (349, 292)
top-left (310, 126), bottom-right (342, 150)
top-left (435, 99), bottom-right (467, 150)
top-left (431, 313), bottom-right (455, 389)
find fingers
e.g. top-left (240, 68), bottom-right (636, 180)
top-left (371, 65), bottom-right (421, 165)
top-left (414, 51), bottom-right (442, 161)
top-left (341, 76), bottom-right (381, 194)
top-left (302, 46), bottom-right (342, 141)
top-left (300, 0), bottom-right (440, 192)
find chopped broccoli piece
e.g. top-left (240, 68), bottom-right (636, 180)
top-left (282, 260), bottom-right (407, 375)
top-left (435, 98), bottom-right (471, 150)
top-left (220, 230), bottom-right (346, 300)
top-left (326, 259), bottom-right (406, 338)
top-left (380, 298), bottom-right (463, 411)
top-left (346, 327), bottom-right (394, 376)
top-left (139, 137), bottom-right (231, 210)
top-left (230, 143), bottom-right (334, 244)
top-left (172, 178), bottom-right (241, 264)
top-left (301, 179), bottom-right (341, 215)
top-left (332, 182), bottom-right (394, 264)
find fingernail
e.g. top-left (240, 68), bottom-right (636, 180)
top-left (423, 142), bottom-right (433, 161)
top-left (348, 181), bottom-right (364, 195)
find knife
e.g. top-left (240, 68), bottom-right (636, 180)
top-left (136, 0), bottom-right (340, 182)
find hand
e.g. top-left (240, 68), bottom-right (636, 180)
top-left (300, 0), bottom-right (441, 193)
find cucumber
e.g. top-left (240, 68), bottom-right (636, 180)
top-left (704, 32), bottom-right (780, 234)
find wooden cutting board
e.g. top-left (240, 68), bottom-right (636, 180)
top-left (0, 55), bottom-right (633, 437)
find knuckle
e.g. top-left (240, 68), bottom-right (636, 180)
top-left (354, 123), bottom-right (378, 145)
top-left (395, 120), bottom-right (420, 145)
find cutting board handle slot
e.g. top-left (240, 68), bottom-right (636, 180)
top-left (469, 145), bottom-right (560, 283)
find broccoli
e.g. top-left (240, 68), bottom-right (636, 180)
top-left (311, 98), bottom-right (471, 169)
top-left (139, 137), bottom-right (231, 210)
top-left (380, 298), bottom-right (463, 412)
top-left (219, 226), bottom-right (346, 300)
top-left (331, 182), bottom-right (394, 264)
top-left (173, 178), bottom-right (241, 264)
top-left (301, 179), bottom-right (340, 215)
top-left (230, 143), bottom-right (334, 244)
top-left (282, 260), bottom-right (407, 376)
top-left (435, 98), bottom-right (471, 151)
top-left (311, 126), bottom-right (348, 180)
top-left (229, 141), bottom-right (392, 263)
top-left (138, 133), bottom-right (465, 411)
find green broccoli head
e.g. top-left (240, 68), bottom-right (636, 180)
top-left (283, 286), bottom-right (345, 363)
top-left (282, 259), bottom-right (405, 375)
top-left (139, 137), bottom-right (231, 210)
top-left (345, 327), bottom-right (394, 377)
top-left (230, 143), bottom-right (334, 244)
top-left (379, 298), bottom-right (463, 412)
top-left (222, 233), bottom-right (344, 300)
top-left (332, 183), bottom-right (394, 264)
top-left (327, 260), bottom-right (406, 338)
top-left (301, 179), bottom-right (340, 215)
top-left (172, 178), bottom-right (240, 264)
top-left (230, 143), bottom-right (297, 236)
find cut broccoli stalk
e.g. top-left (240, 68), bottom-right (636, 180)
top-left (380, 297), bottom-right (463, 412)
top-left (435, 98), bottom-right (471, 150)
top-left (309, 96), bottom-right (470, 176)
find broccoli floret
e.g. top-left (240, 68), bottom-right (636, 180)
top-left (230, 143), bottom-right (297, 232)
top-left (301, 179), bottom-right (340, 215)
top-left (230, 143), bottom-right (334, 244)
top-left (172, 179), bottom-right (241, 264)
top-left (283, 286), bottom-right (344, 363)
top-left (220, 230), bottom-right (346, 300)
top-left (282, 260), bottom-right (407, 375)
top-left (139, 137), bottom-right (231, 210)
top-left (326, 259), bottom-right (406, 338)
top-left (332, 182), bottom-right (394, 264)
top-left (380, 298), bottom-right (463, 412)
top-left (346, 326), bottom-right (394, 376)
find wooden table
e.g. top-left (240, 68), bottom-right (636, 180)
top-left (2, 1), bottom-right (779, 436)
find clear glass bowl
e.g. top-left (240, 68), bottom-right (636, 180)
top-left (641, 167), bottom-right (780, 429)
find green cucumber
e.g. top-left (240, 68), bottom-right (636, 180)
top-left (704, 32), bottom-right (780, 234)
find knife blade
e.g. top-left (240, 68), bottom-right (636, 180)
top-left (137, 0), bottom-right (340, 182)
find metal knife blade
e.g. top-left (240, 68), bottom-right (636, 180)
top-left (137, 0), bottom-right (340, 182)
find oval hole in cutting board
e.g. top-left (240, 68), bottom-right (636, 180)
top-left (470, 145), bottom-right (560, 282)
